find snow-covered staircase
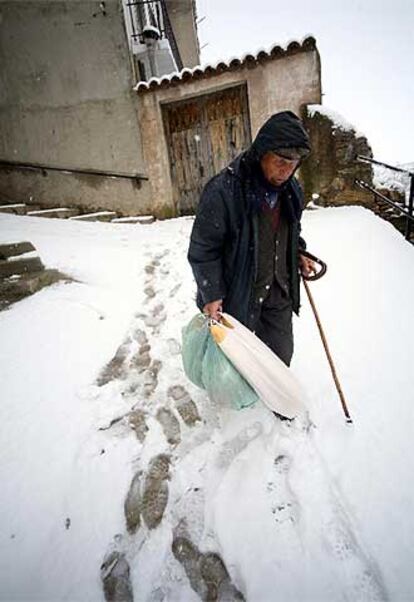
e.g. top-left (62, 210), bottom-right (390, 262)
top-left (0, 203), bottom-right (28, 215)
top-left (0, 241), bottom-right (66, 310)
top-left (0, 201), bottom-right (155, 225)
top-left (27, 207), bottom-right (80, 219)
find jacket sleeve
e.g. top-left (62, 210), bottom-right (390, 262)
top-left (298, 227), bottom-right (307, 251)
top-left (187, 178), bottom-right (228, 305)
top-left (294, 178), bottom-right (307, 251)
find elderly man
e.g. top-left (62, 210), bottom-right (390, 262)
top-left (188, 111), bottom-right (314, 367)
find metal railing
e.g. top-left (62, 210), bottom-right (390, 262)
top-left (125, 0), bottom-right (183, 71)
top-left (356, 155), bottom-right (414, 241)
top-left (0, 160), bottom-right (148, 185)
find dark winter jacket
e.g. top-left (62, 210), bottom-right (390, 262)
top-left (188, 111), bottom-right (310, 329)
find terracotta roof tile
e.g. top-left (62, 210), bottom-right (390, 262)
top-left (134, 36), bottom-right (317, 93)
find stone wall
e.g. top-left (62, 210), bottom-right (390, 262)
top-left (165, 0), bottom-right (200, 68)
top-left (0, 0), bottom-right (148, 214)
top-left (0, 168), bottom-right (153, 216)
top-left (0, 2), bottom-right (320, 218)
top-left (300, 105), bottom-right (375, 207)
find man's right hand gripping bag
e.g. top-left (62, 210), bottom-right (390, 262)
top-left (182, 314), bottom-right (258, 410)
top-left (210, 313), bottom-right (305, 419)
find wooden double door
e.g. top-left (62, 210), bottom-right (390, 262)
top-left (162, 84), bottom-right (251, 215)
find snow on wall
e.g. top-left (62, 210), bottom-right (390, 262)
top-left (373, 162), bottom-right (413, 202)
top-left (307, 104), bottom-right (365, 138)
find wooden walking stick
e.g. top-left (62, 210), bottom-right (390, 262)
top-left (300, 251), bottom-right (353, 424)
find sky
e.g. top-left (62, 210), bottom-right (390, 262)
top-left (195, 0), bottom-right (413, 165)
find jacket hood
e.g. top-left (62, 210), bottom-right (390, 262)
top-left (249, 111), bottom-right (311, 160)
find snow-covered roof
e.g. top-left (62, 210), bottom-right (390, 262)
top-left (134, 36), bottom-right (317, 93)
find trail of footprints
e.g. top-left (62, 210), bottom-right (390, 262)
top-left (172, 534), bottom-right (244, 601)
top-left (97, 248), bottom-right (388, 601)
top-left (99, 250), bottom-right (241, 601)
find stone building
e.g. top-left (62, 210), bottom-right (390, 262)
top-left (136, 37), bottom-right (322, 216)
top-left (0, 1), bottom-right (372, 218)
top-left (0, 0), bottom-right (199, 217)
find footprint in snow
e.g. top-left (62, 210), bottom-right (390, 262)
top-left (169, 283), bottom-right (181, 297)
top-left (144, 285), bottom-right (156, 299)
top-left (171, 534), bottom-right (245, 601)
top-left (132, 329), bottom-right (148, 345)
top-left (168, 386), bottom-right (201, 427)
top-left (124, 470), bottom-right (142, 534)
top-left (127, 409), bottom-right (148, 442)
top-left (267, 454), bottom-right (299, 526)
top-left (144, 263), bottom-right (156, 275)
top-left (130, 344), bottom-right (151, 372)
top-left (215, 421), bottom-right (264, 471)
top-left (141, 454), bottom-right (171, 530)
top-left (144, 312), bottom-right (166, 329)
top-left (156, 407), bottom-right (181, 446)
top-left (322, 503), bottom-right (389, 601)
top-left (167, 338), bottom-right (181, 355)
top-left (96, 336), bottom-right (132, 386)
top-left (294, 438), bottom-right (389, 600)
top-left (101, 548), bottom-right (133, 602)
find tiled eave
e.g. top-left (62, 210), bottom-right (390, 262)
top-left (134, 36), bottom-right (317, 94)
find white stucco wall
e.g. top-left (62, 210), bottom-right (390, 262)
top-left (137, 46), bottom-right (321, 215)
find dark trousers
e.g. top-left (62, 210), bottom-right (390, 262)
top-left (253, 280), bottom-right (293, 367)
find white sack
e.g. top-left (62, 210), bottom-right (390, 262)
top-left (210, 312), bottom-right (305, 418)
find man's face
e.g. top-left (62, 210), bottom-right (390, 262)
top-left (260, 152), bottom-right (300, 186)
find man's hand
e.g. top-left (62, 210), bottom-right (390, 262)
top-left (299, 254), bottom-right (316, 278)
top-left (203, 299), bottom-right (223, 321)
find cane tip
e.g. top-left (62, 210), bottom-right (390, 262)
top-left (345, 417), bottom-right (353, 425)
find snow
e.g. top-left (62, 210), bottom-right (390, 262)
top-left (112, 216), bottom-right (155, 224)
top-left (27, 208), bottom-right (72, 214)
top-left (0, 204), bottom-right (26, 209)
top-left (70, 211), bottom-right (117, 222)
top-left (373, 162), bottom-right (413, 205)
top-left (1, 208), bottom-right (414, 600)
top-left (307, 104), bottom-right (365, 138)
top-left (142, 25), bottom-right (161, 38)
top-left (6, 250), bottom-right (39, 261)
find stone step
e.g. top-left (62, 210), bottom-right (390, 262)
top-left (112, 215), bottom-right (155, 225)
top-left (0, 256), bottom-right (44, 278)
top-left (70, 211), bottom-right (117, 222)
top-left (0, 269), bottom-right (66, 311)
top-left (27, 207), bottom-right (80, 219)
top-left (0, 241), bottom-right (36, 260)
top-left (0, 203), bottom-right (28, 215)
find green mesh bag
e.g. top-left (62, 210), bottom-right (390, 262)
top-left (202, 336), bottom-right (258, 410)
top-left (181, 314), bottom-right (210, 388)
top-left (182, 314), bottom-right (258, 410)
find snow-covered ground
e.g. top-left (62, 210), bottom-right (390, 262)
top-left (1, 207), bottom-right (414, 601)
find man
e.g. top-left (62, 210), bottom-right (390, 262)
top-left (187, 110), bottom-right (314, 367)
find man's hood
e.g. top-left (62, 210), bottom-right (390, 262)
top-left (249, 111), bottom-right (311, 160)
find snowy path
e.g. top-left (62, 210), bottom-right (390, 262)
top-left (95, 225), bottom-right (390, 601)
top-left (1, 208), bottom-right (414, 601)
